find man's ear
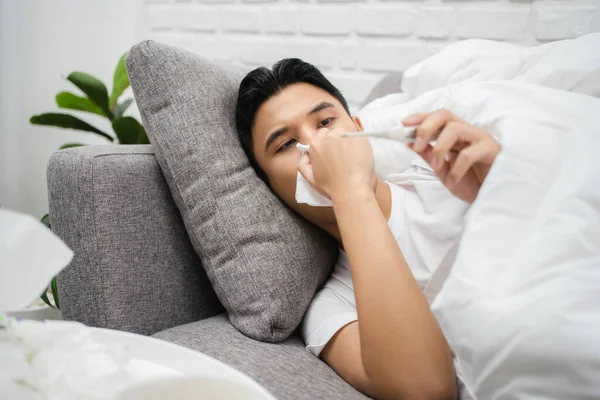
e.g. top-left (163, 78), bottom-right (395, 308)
top-left (352, 115), bottom-right (364, 131)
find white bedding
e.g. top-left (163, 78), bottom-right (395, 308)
top-left (357, 34), bottom-right (600, 399)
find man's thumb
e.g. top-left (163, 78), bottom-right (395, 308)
top-left (298, 152), bottom-right (315, 185)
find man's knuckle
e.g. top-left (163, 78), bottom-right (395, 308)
top-left (446, 121), bottom-right (461, 132)
top-left (459, 151), bottom-right (473, 164)
top-left (437, 108), bottom-right (453, 120)
top-left (432, 146), bottom-right (445, 158)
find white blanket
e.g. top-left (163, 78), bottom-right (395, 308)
top-left (357, 34), bottom-right (600, 399)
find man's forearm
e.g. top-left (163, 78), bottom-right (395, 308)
top-left (332, 186), bottom-right (456, 399)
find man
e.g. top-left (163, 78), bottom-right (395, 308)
top-left (235, 58), bottom-right (500, 400)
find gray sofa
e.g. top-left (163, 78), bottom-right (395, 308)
top-left (48, 74), bottom-right (402, 400)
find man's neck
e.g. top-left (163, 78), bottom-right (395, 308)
top-left (322, 176), bottom-right (391, 243)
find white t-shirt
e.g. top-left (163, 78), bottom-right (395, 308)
top-left (301, 157), bottom-right (470, 356)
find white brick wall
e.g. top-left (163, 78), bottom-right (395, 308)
top-left (145, 0), bottom-right (600, 110)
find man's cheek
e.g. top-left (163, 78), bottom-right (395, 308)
top-left (265, 155), bottom-right (300, 198)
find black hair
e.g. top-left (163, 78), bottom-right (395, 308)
top-left (235, 58), bottom-right (350, 182)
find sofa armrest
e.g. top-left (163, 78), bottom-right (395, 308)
top-left (48, 145), bottom-right (223, 335)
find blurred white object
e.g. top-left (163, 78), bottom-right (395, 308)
top-left (0, 318), bottom-right (133, 400)
top-left (0, 209), bottom-right (73, 312)
top-left (120, 377), bottom-right (268, 400)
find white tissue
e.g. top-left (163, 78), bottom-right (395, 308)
top-left (295, 143), bottom-right (333, 207)
top-left (294, 139), bottom-right (420, 207)
top-left (295, 172), bottom-right (333, 207)
top-left (0, 209), bottom-right (74, 312)
top-left (296, 143), bottom-right (310, 153)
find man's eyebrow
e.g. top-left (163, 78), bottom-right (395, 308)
top-left (265, 126), bottom-right (289, 152)
top-left (308, 101), bottom-right (334, 115)
top-left (263, 102), bottom-right (334, 152)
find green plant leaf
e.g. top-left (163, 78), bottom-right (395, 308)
top-left (66, 72), bottom-right (112, 119)
top-left (56, 91), bottom-right (105, 117)
top-left (41, 213), bottom-right (51, 229)
top-left (138, 126), bottom-right (150, 144)
top-left (30, 113), bottom-right (114, 142)
top-left (112, 116), bottom-right (148, 144)
top-left (109, 53), bottom-right (130, 110)
top-left (59, 143), bottom-right (85, 150)
top-left (51, 277), bottom-right (60, 310)
top-left (40, 288), bottom-right (55, 309)
top-left (113, 98), bottom-right (133, 118)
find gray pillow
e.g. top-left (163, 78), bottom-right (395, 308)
top-left (126, 41), bottom-right (338, 342)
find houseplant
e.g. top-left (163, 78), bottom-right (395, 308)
top-left (30, 52), bottom-right (148, 147)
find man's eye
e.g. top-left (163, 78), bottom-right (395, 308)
top-left (276, 139), bottom-right (297, 154)
top-left (319, 118), bottom-right (334, 127)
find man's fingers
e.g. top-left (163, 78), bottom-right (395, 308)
top-left (448, 141), bottom-right (497, 186)
top-left (311, 128), bottom-right (329, 148)
top-left (297, 156), bottom-right (330, 198)
top-left (433, 121), bottom-right (493, 171)
top-left (413, 109), bottom-right (459, 153)
top-left (417, 143), bottom-right (451, 183)
top-left (297, 152), bottom-right (314, 183)
top-left (431, 121), bottom-right (460, 171)
top-left (328, 128), bottom-right (346, 138)
top-left (417, 143), bottom-right (434, 164)
top-left (403, 112), bottom-right (429, 126)
top-left (455, 122), bottom-right (488, 144)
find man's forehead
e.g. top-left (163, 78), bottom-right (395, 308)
top-left (255, 84), bottom-right (339, 127)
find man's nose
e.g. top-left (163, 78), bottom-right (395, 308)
top-left (297, 127), bottom-right (315, 145)
top-left (298, 127), bottom-right (328, 145)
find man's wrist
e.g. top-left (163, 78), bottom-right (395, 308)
top-left (330, 183), bottom-right (375, 205)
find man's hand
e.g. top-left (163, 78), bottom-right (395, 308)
top-left (404, 109), bottom-right (501, 203)
top-left (301, 127), bottom-right (457, 400)
top-left (298, 127), bottom-right (376, 202)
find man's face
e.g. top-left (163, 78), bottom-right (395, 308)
top-left (251, 83), bottom-right (362, 227)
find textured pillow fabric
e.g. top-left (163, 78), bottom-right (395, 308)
top-left (126, 41), bottom-right (338, 342)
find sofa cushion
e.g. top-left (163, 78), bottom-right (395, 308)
top-left (153, 314), bottom-right (369, 400)
top-left (126, 41), bottom-right (338, 342)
